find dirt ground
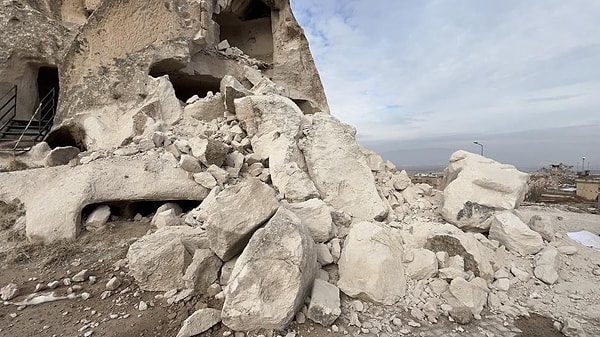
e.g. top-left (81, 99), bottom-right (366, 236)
top-left (1, 203), bottom-right (599, 337)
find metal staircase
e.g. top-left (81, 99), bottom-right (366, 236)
top-left (0, 85), bottom-right (56, 152)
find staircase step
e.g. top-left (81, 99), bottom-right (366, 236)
top-left (0, 130), bottom-right (43, 136)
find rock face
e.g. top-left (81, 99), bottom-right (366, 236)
top-left (440, 151), bottom-right (529, 231)
top-left (222, 207), bottom-right (318, 331)
top-left (405, 248), bottom-right (438, 280)
top-left (127, 226), bottom-right (209, 292)
top-left (488, 212), bottom-right (544, 256)
top-left (200, 177), bottom-right (279, 261)
top-left (301, 113), bottom-right (388, 221)
top-left (0, 156), bottom-right (209, 243)
top-left (337, 222), bottom-right (406, 305)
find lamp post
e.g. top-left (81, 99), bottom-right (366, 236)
top-left (473, 141), bottom-right (484, 156)
top-left (582, 157), bottom-right (586, 175)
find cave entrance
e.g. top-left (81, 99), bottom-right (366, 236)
top-left (149, 60), bottom-right (221, 102)
top-left (215, 0), bottom-right (274, 63)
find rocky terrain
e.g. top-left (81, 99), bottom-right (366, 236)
top-left (1, 1), bottom-right (599, 337)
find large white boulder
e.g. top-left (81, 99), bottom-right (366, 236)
top-left (282, 199), bottom-right (335, 242)
top-left (337, 222), bottom-right (406, 305)
top-left (235, 95), bottom-right (318, 201)
top-left (300, 113), bottom-right (388, 221)
top-left (127, 226), bottom-right (209, 292)
top-left (222, 207), bottom-right (318, 331)
top-left (488, 212), bottom-right (544, 256)
top-left (440, 151), bottom-right (529, 231)
top-left (426, 233), bottom-right (494, 281)
top-left (200, 177), bottom-right (279, 261)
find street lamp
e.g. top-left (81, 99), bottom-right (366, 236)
top-left (582, 157), bottom-right (586, 174)
top-left (473, 141), bottom-right (484, 156)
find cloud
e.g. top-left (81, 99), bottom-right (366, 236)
top-left (290, 0), bottom-right (600, 160)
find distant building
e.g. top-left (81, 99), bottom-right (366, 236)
top-left (575, 178), bottom-right (599, 201)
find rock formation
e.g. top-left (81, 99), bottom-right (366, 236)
top-left (0, 1), bottom-right (593, 337)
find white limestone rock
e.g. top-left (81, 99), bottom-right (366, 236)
top-left (426, 233), bottom-right (494, 281)
top-left (282, 199), bottom-right (335, 242)
top-left (220, 75), bottom-right (251, 113)
top-left (180, 154), bottom-right (203, 173)
top-left (300, 113), bottom-right (388, 221)
top-left (176, 308), bottom-right (222, 337)
top-left (44, 146), bottom-right (80, 167)
top-left (533, 246), bottom-right (559, 285)
top-left (527, 215), bottom-right (555, 242)
top-left (151, 209), bottom-right (181, 228)
top-left (200, 177), bottom-right (279, 261)
top-left (188, 137), bottom-right (229, 167)
top-left (235, 95), bottom-right (318, 201)
top-left (440, 151), bottom-right (529, 231)
top-left (222, 208), bottom-right (318, 331)
top-left (184, 92), bottom-right (225, 122)
top-left (127, 226), bottom-right (209, 291)
top-left (449, 277), bottom-right (489, 316)
top-left (337, 222), bottom-right (405, 305)
top-left (405, 248), bottom-right (438, 280)
top-left (393, 170), bottom-right (412, 191)
top-left (1, 283), bottom-right (19, 301)
top-left (193, 172), bottom-right (218, 189)
top-left (182, 249), bottom-right (223, 292)
top-left (489, 212), bottom-right (544, 256)
top-left (85, 205), bottom-right (111, 229)
top-left (307, 279), bottom-right (341, 326)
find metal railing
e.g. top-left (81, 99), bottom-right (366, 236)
top-left (11, 87), bottom-right (56, 151)
top-left (0, 85), bottom-right (17, 132)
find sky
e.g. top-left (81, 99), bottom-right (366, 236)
top-left (290, 0), bottom-right (600, 170)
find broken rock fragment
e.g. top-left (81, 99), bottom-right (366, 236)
top-left (337, 222), bottom-right (405, 305)
top-left (488, 212), bottom-right (544, 256)
top-left (201, 177), bottom-right (279, 261)
top-left (307, 279), bottom-right (341, 326)
top-left (127, 226), bottom-right (208, 291)
top-left (222, 207), bottom-right (318, 331)
top-left (176, 308), bottom-right (221, 337)
top-left (440, 150), bottom-right (529, 231)
top-left (282, 199), bottom-right (335, 242)
top-left (301, 113), bottom-right (388, 221)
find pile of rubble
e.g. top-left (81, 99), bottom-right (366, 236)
top-left (0, 1), bottom-right (597, 337)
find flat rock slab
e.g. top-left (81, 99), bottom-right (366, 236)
top-left (440, 150), bottom-right (529, 231)
top-left (0, 155), bottom-right (209, 243)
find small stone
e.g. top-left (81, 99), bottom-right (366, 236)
top-left (510, 266), bottom-right (531, 282)
top-left (106, 277), bottom-right (121, 291)
top-left (296, 311), bottom-right (306, 324)
top-left (72, 269), bottom-right (90, 282)
top-left (139, 301), bottom-right (148, 311)
top-left (557, 246), bottom-right (578, 255)
top-left (47, 281), bottom-right (60, 289)
top-left (63, 278), bottom-right (72, 286)
top-left (493, 278), bottom-right (510, 291)
top-left (101, 291), bottom-right (112, 300)
top-left (81, 292), bottom-right (91, 300)
top-left (1, 283), bottom-right (20, 301)
top-left (207, 283), bottom-right (222, 297)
